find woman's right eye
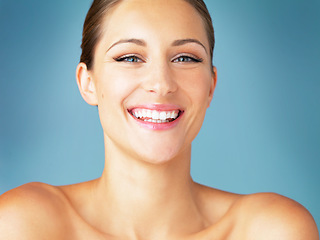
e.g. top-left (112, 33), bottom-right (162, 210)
top-left (114, 55), bottom-right (143, 63)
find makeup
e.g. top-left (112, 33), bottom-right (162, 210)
top-left (128, 104), bottom-right (184, 130)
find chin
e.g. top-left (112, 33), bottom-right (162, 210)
top-left (131, 139), bottom-right (188, 165)
top-left (141, 152), bottom-right (177, 165)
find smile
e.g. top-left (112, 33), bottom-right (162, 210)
top-left (129, 109), bottom-right (182, 123)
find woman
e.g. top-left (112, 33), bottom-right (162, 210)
top-left (0, 0), bottom-right (318, 239)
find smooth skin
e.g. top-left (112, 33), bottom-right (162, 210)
top-left (0, 0), bottom-right (318, 239)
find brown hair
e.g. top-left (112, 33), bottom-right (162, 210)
top-left (80, 0), bottom-right (215, 70)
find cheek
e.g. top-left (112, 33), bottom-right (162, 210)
top-left (94, 69), bottom-right (138, 131)
top-left (97, 68), bottom-right (139, 104)
top-left (94, 69), bottom-right (140, 141)
top-left (176, 69), bottom-right (212, 103)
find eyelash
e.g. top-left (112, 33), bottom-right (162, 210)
top-left (114, 54), bottom-right (203, 63)
top-left (114, 55), bottom-right (143, 63)
top-left (172, 55), bottom-right (203, 63)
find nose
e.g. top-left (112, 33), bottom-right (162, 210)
top-left (142, 61), bottom-right (178, 96)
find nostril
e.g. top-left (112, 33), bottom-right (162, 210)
top-left (141, 67), bottom-right (177, 95)
top-left (143, 80), bottom-right (177, 96)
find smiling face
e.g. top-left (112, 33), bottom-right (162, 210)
top-left (77, 0), bottom-right (217, 164)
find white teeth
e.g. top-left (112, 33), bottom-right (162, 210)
top-left (159, 112), bottom-right (167, 120)
top-left (171, 111), bottom-right (178, 119)
top-left (131, 109), bottom-right (180, 122)
top-left (152, 111), bottom-right (159, 120)
top-left (141, 109), bottom-right (147, 118)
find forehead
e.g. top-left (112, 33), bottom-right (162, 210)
top-left (99, 0), bottom-right (208, 47)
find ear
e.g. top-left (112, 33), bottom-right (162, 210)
top-left (207, 66), bottom-right (217, 108)
top-left (76, 62), bottom-right (98, 106)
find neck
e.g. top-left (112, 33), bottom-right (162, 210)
top-left (91, 135), bottom-right (207, 239)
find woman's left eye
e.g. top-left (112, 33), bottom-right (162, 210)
top-left (172, 55), bottom-right (203, 63)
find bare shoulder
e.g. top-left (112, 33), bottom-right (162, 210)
top-left (0, 182), bottom-right (71, 239)
top-left (234, 192), bottom-right (319, 240)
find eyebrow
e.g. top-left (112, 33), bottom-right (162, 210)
top-left (107, 38), bottom-right (146, 52)
top-left (171, 38), bottom-right (207, 53)
top-left (106, 38), bottom-right (207, 53)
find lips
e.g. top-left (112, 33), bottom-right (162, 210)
top-left (127, 104), bottom-right (184, 129)
top-left (130, 108), bottom-right (181, 123)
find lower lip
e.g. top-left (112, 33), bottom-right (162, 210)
top-left (130, 113), bottom-right (183, 131)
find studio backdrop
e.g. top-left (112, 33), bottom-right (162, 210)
top-left (0, 0), bottom-right (319, 228)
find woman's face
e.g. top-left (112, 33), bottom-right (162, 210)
top-left (81, 0), bottom-right (216, 164)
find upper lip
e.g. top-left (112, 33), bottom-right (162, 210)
top-left (127, 104), bottom-right (184, 112)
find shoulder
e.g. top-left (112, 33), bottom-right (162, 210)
top-left (0, 182), bottom-right (71, 239)
top-left (234, 192), bottom-right (319, 240)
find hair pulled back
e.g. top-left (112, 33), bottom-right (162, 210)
top-left (80, 0), bottom-right (215, 70)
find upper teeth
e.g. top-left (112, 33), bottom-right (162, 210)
top-left (131, 109), bottom-right (179, 121)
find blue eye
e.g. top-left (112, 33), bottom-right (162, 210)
top-left (115, 55), bottom-right (142, 63)
top-left (173, 55), bottom-right (203, 63)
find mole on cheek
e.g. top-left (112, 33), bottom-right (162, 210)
top-left (102, 93), bottom-right (104, 98)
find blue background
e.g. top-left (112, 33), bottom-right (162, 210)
top-left (0, 0), bottom-right (319, 229)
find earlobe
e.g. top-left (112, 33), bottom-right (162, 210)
top-left (76, 62), bottom-right (98, 106)
top-left (207, 66), bottom-right (217, 108)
